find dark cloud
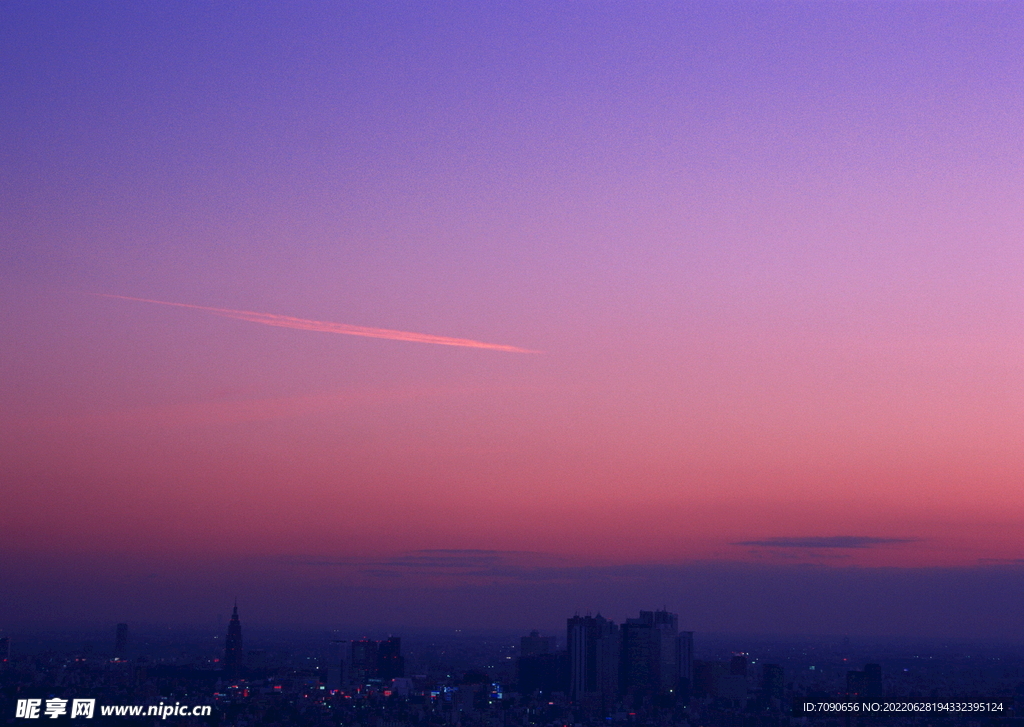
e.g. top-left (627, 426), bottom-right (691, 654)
top-left (735, 536), bottom-right (920, 549)
top-left (377, 550), bottom-right (512, 570)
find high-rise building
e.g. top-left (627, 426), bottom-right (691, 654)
top-left (326, 639), bottom-right (346, 691)
top-left (377, 637), bottom-right (404, 680)
top-left (620, 620), bottom-right (655, 696)
top-left (620, 610), bottom-right (679, 696)
top-left (567, 614), bottom-right (619, 705)
top-left (518, 630), bottom-right (564, 695)
top-left (350, 639), bottom-right (379, 684)
top-left (730, 654), bottom-right (747, 677)
top-left (677, 631), bottom-right (694, 694)
top-left (651, 611), bottom-right (679, 695)
top-left (345, 637), bottom-right (405, 684)
top-left (114, 623), bottom-right (128, 656)
top-left (224, 602), bottom-right (243, 678)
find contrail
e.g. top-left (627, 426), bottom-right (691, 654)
top-left (95, 294), bottom-right (541, 353)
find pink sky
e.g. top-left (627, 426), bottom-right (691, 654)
top-left (3, 1), bottom-right (1024, 633)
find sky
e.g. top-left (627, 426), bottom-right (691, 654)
top-left (3, 1), bottom-right (1024, 638)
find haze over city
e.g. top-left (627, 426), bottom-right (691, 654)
top-left (3, 1), bottom-right (1024, 639)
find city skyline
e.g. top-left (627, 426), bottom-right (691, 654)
top-left (3, 1), bottom-right (1024, 638)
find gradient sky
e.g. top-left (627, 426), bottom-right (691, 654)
top-left (3, 1), bottom-right (1024, 637)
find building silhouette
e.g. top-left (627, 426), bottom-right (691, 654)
top-left (517, 631), bottom-right (565, 695)
top-left (620, 610), bottom-right (679, 697)
top-left (377, 637), bottom-right (404, 680)
top-left (224, 602), bottom-right (243, 678)
top-left (326, 639), bottom-right (347, 691)
top-left (347, 637), bottom-right (405, 684)
top-left (677, 631), bottom-right (694, 698)
top-left (350, 639), bottom-right (379, 683)
top-left (567, 614), bottom-right (619, 706)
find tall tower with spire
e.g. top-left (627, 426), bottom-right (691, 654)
top-left (224, 601), bottom-right (243, 678)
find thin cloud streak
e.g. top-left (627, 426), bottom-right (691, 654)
top-left (735, 536), bottom-right (920, 549)
top-left (96, 294), bottom-right (541, 353)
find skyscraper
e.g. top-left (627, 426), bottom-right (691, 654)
top-left (326, 639), bottom-right (346, 691)
top-left (349, 639), bottom-right (379, 684)
top-left (377, 637), bottom-right (404, 681)
top-left (224, 602), bottom-right (243, 678)
top-left (677, 631), bottom-right (694, 697)
top-left (518, 631), bottom-right (565, 695)
top-left (620, 610), bottom-right (679, 696)
top-left (567, 614), bottom-right (619, 705)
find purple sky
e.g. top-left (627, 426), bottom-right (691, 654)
top-left (3, 1), bottom-right (1024, 637)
